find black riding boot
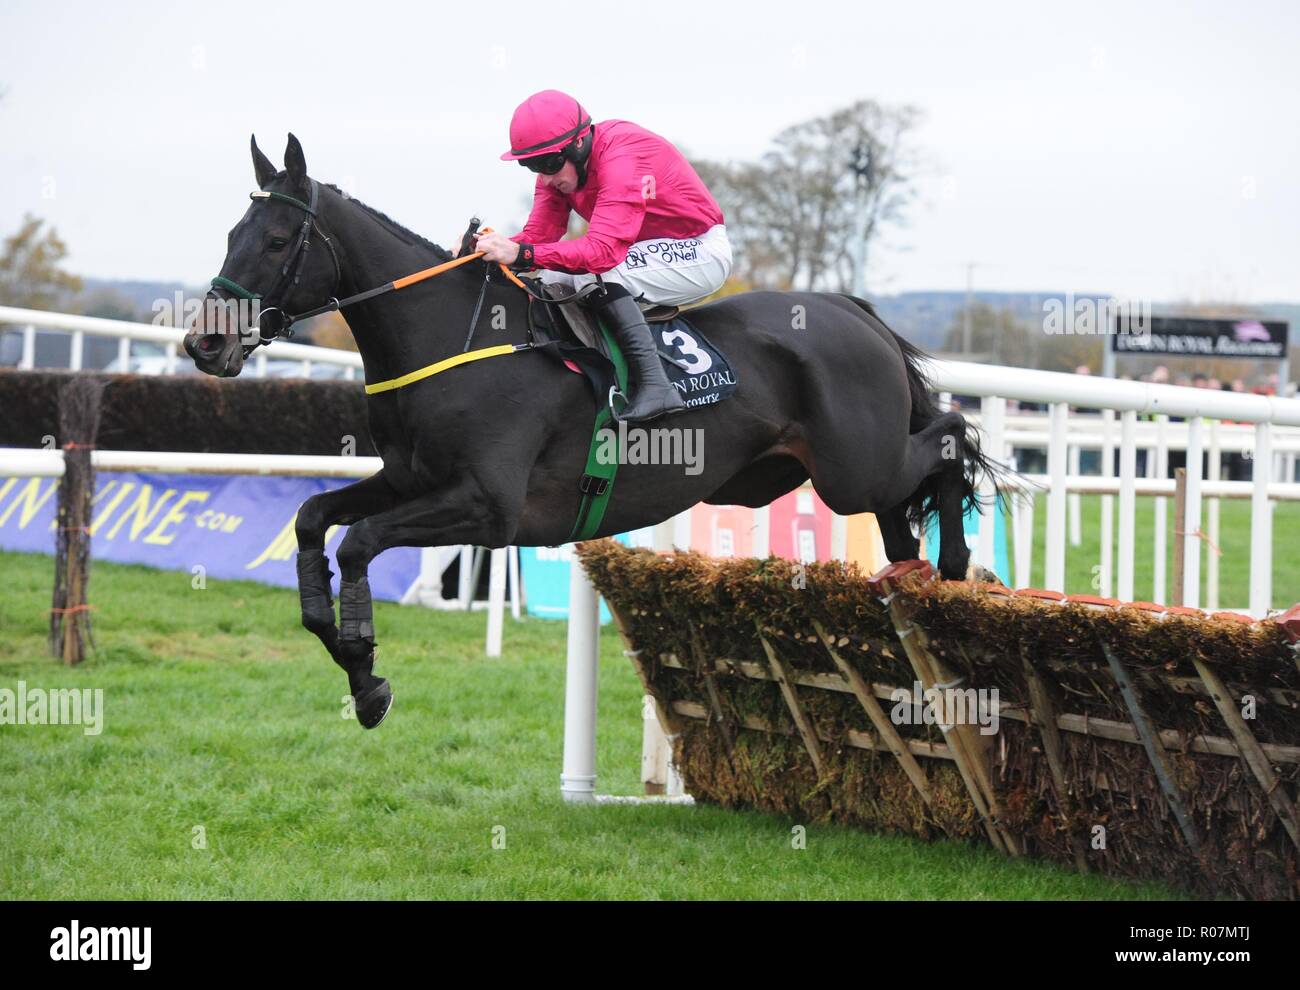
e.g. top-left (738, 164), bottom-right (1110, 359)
top-left (593, 284), bottom-right (685, 422)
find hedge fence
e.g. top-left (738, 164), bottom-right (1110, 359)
top-left (0, 370), bottom-right (373, 455)
top-left (577, 540), bottom-right (1300, 900)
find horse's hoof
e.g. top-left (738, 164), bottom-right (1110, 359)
top-left (354, 679), bottom-right (393, 730)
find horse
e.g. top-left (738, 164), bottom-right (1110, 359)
top-left (183, 134), bottom-right (1006, 729)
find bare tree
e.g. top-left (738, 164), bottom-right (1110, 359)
top-left (693, 100), bottom-right (921, 292)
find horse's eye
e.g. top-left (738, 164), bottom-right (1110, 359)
top-left (268, 237), bottom-right (289, 251)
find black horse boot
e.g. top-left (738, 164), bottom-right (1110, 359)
top-left (592, 284), bottom-right (685, 422)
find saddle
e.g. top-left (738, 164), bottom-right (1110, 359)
top-left (527, 275), bottom-right (679, 351)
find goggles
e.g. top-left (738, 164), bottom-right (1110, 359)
top-left (519, 151), bottom-right (567, 175)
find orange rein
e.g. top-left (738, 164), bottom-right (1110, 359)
top-left (390, 227), bottom-right (528, 292)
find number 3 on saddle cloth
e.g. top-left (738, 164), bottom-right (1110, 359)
top-left (525, 290), bottom-right (740, 540)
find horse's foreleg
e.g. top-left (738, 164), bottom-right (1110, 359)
top-left (333, 478), bottom-right (519, 730)
top-left (294, 471), bottom-right (405, 720)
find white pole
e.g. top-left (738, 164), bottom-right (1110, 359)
top-left (485, 547), bottom-right (506, 657)
top-left (1068, 442), bottom-right (1081, 547)
top-left (255, 351), bottom-right (268, 378)
top-left (561, 553), bottom-right (601, 803)
top-left (165, 342), bottom-right (178, 376)
top-left (830, 513), bottom-right (848, 562)
top-left (401, 546), bottom-right (444, 606)
top-left (672, 509), bottom-right (691, 550)
top-left (117, 335), bottom-right (130, 372)
top-left (458, 545), bottom-right (474, 609)
top-left (1015, 492), bottom-right (1034, 589)
top-left (1153, 415), bottom-right (1169, 604)
top-left (19, 324), bottom-right (36, 369)
top-left (753, 505), bottom-right (770, 558)
top-left (1116, 410), bottom-right (1137, 602)
top-left (508, 546), bottom-right (521, 620)
top-left (1183, 418), bottom-right (1204, 610)
top-left (1099, 410), bottom-right (1114, 598)
top-left (977, 396), bottom-right (1005, 572)
top-left (1206, 420), bottom-right (1222, 612)
top-left (1249, 422), bottom-right (1273, 618)
top-left (69, 330), bottom-right (84, 371)
top-left (1045, 402), bottom-right (1068, 592)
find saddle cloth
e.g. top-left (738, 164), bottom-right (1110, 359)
top-left (531, 278), bottom-right (739, 411)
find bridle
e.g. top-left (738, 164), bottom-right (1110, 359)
top-left (209, 177), bottom-right (344, 355)
top-left (207, 177), bottom-right (550, 361)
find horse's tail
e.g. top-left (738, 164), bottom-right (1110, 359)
top-left (841, 295), bottom-right (1020, 533)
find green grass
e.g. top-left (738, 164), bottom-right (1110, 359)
top-left (1011, 493), bottom-right (1300, 608)
top-left (0, 549), bottom-right (1179, 900)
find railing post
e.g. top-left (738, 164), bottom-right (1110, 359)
top-left (485, 547), bottom-right (507, 657)
top-left (19, 324), bottom-right (36, 369)
top-left (1249, 422), bottom-right (1273, 618)
top-left (1182, 417), bottom-right (1204, 610)
top-left (1153, 415), bottom-right (1169, 604)
top-left (1067, 441), bottom-right (1081, 547)
top-left (117, 336), bottom-right (131, 372)
top-left (752, 505), bottom-right (770, 558)
top-left (1117, 410), bottom-right (1137, 602)
top-left (69, 330), bottom-right (84, 371)
top-left (1046, 402), bottom-right (1068, 592)
top-left (1206, 420), bottom-right (1222, 611)
top-left (1099, 410), bottom-right (1115, 598)
top-left (977, 396), bottom-right (1005, 574)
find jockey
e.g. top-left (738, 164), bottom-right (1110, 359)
top-left (474, 89), bottom-right (733, 422)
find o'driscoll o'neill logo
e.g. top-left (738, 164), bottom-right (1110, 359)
top-left (50, 920), bottom-right (151, 970)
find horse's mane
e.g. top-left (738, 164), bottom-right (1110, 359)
top-left (321, 181), bottom-right (452, 261)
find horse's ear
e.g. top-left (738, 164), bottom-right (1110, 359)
top-left (250, 134), bottom-right (276, 188)
top-left (284, 133), bottom-right (307, 188)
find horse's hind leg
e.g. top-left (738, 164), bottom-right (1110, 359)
top-left (935, 446), bottom-right (973, 581)
top-left (813, 411), bottom-right (971, 579)
top-left (877, 502), bottom-right (920, 563)
top-left (892, 412), bottom-right (973, 581)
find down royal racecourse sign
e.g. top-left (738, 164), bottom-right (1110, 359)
top-left (1111, 315), bottom-right (1289, 359)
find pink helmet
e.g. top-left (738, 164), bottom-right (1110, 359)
top-left (500, 90), bottom-right (592, 161)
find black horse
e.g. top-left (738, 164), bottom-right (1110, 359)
top-left (184, 134), bottom-right (1005, 729)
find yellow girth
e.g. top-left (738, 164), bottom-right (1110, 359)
top-left (364, 343), bottom-right (520, 395)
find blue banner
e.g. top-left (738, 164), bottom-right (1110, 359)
top-left (0, 472), bottom-right (419, 601)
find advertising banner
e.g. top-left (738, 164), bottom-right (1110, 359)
top-left (0, 472), bottom-right (420, 601)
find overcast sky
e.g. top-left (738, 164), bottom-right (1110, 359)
top-left (1, 0), bottom-right (1297, 303)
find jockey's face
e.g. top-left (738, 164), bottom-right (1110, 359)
top-left (540, 161), bottom-right (579, 195)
